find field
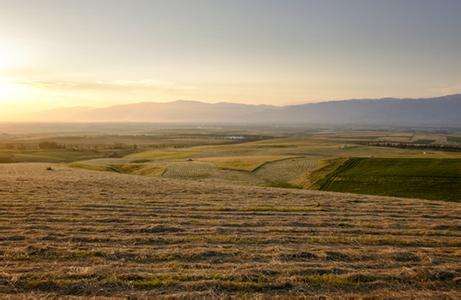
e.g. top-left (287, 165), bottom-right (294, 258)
top-left (0, 163), bottom-right (460, 298)
top-left (2, 127), bottom-right (461, 201)
top-left (0, 149), bottom-right (104, 163)
top-left (68, 132), bottom-right (461, 200)
top-left (316, 158), bottom-right (461, 201)
top-left (253, 157), bottom-right (324, 188)
top-left (448, 136), bottom-right (461, 144)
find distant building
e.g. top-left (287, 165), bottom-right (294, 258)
top-left (227, 136), bottom-right (246, 140)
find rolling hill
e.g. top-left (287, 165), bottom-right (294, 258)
top-left (0, 163), bottom-right (459, 298)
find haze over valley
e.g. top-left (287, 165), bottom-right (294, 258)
top-left (30, 94), bottom-right (461, 126)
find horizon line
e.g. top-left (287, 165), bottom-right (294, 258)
top-left (38, 93), bottom-right (461, 111)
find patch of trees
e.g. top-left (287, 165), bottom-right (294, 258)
top-left (38, 141), bottom-right (63, 150)
top-left (1, 143), bottom-right (28, 150)
top-left (360, 141), bottom-right (461, 152)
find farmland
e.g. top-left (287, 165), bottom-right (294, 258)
top-left (1, 126), bottom-right (461, 201)
top-left (0, 126), bottom-right (460, 297)
top-left (66, 130), bottom-right (461, 201)
top-left (0, 163), bottom-right (459, 298)
top-left (0, 149), bottom-right (105, 164)
top-left (316, 158), bottom-right (461, 201)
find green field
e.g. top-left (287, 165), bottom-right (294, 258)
top-left (448, 135), bottom-right (461, 144)
top-left (316, 158), bottom-right (461, 201)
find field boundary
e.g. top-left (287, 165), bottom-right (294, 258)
top-left (317, 158), bottom-right (364, 190)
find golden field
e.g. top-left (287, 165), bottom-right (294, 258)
top-left (0, 163), bottom-right (459, 298)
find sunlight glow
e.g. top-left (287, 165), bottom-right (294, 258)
top-left (0, 78), bottom-right (15, 99)
top-left (0, 77), bottom-right (27, 101)
top-left (0, 45), bottom-right (34, 103)
top-left (0, 43), bottom-right (30, 71)
top-left (0, 47), bottom-right (14, 70)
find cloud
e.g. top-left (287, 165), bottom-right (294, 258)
top-left (435, 83), bottom-right (461, 96)
top-left (9, 77), bottom-right (197, 93)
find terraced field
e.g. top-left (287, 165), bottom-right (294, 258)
top-left (0, 163), bottom-right (460, 298)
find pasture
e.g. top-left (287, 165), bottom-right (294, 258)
top-left (316, 158), bottom-right (461, 201)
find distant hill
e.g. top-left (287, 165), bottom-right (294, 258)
top-left (32, 94), bottom-right (461, 126)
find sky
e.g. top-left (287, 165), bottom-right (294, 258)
top-left (0, 0), bottom-right (460, 120)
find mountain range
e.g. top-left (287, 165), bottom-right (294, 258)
top-left (32, 94), bottom-right (461, 126)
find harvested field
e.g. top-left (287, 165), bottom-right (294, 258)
top-left (162, 161), bottom-right (216, 179)
top-left (0, 163), bottom-right (460, 298)
top-left (253, 157), bottom-right (323, 188)
top-left (198, 155), bottom-right (292, 171)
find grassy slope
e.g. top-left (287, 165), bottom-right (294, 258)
top-left (0, 163), bottom-right (459, 298)
top-left (198, 155), bottom-right (293, 171)
top-left (252, 157), bottom-right (324, 188)
top-left (125, 150), bottom-right (198, 161)
top-left (317, 158), bottom-right (461, 201)
top-left (0, 149), bottom-right (104, 163)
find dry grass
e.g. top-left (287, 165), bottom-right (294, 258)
top-left (126, 150), bottom-right (197, 161)
top-left (253, 157), bottom-right (324, 188)
top-left (0, 163), bottom-right (459, 298)
top-left (162, 161), bottom-right (216, 178)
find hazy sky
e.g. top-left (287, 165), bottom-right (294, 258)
top-left (0, 0), bottom-right (460, 119)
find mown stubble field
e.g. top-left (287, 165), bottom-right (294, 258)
top-left (0, 163), bottom-right (460, 298)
